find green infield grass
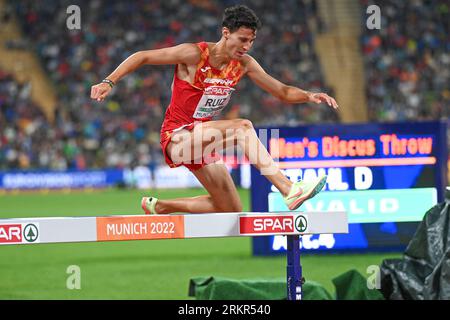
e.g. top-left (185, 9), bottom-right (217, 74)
top-left (0, 188), bottom-right (401, 299)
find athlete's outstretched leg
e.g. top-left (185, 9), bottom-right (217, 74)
top-left (143, 118), bottom-right (326, 214)
top-left (197, 119), bottom-right (327, 209)
top-left (168, 119), bottom-right (293, 196)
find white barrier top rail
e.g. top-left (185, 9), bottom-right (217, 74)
top-left (0, 212), bottom-right (348, 245)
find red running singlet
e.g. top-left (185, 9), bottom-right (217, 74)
top-left (160, 42), bottom-right (245, 171)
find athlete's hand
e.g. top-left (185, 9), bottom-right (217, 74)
top-left (307, 92), bottom-right (339, 109)
top-left (90, 82), bottom-right (112, 102)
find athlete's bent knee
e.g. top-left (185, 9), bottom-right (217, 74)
top-left (238, 119), bottom-right (253, 131)
top-left (230, 202), bottom-right (243, 213)
top-left (228, 118), bottom-right (253, 131)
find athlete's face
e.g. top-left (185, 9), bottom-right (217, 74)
top-left (223, 27), bottom-right (256, 59)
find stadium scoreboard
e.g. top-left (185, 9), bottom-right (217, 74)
top-left (251, 121), bottom-right (447, 255)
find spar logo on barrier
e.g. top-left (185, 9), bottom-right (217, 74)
top-left (239, 214), bottom-right (308, 235)
top-left (0, 224), bottom-right (22, 243)
top-left (0, 223), bottom-right (40, 244)
top-left (239, 214), bottom-right (307, 235)
top-left (295, 215), bottom-right (307, 233)
top-left (23, 224), bottom-right (39, 242)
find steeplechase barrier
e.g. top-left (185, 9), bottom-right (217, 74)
top-left (0, 211), bottom-right (348, 300)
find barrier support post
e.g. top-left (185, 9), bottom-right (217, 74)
top-left (286, 234), bottom-right (304, 300)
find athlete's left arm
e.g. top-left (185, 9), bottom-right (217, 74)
top-left (244, 55), bottom-right (338, 109)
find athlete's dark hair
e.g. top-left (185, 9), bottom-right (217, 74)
top-left (222, 5), bottom-right (261, 33)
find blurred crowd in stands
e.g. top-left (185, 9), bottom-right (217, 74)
top-left (2, 0), bottom-right (333, 170)
top-left (0, 0), bottom-right (448, 171)
top-left (361, 0), bottom-right (449, 121)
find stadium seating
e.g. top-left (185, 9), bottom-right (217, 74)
top-left (360, 0), bottom-right (449, 121)
top-left (1, 0), bottom-right (448, 170)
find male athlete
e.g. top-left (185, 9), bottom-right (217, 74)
top-left (90, 5), bottom-right (339, 214)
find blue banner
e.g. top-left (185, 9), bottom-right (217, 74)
top-left (0, 169), bottom-right (124, 189)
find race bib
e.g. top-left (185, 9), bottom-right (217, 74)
top-left (193, 86), bottom-right (235, 119)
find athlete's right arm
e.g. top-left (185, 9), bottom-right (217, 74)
top-left (90, 43), bottom-right (199, 101)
